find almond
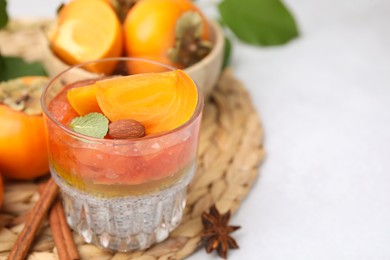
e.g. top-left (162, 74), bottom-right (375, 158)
top-left (108, 119), bottom-right (145, 139)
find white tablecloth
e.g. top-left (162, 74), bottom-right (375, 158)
top-left (8, 1), bottom-right (390, 259)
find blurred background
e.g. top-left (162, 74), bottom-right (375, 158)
top-left (6, 0), bottom-right (390, 259)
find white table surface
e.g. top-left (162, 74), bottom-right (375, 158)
top-left (8, 0), bottom-right (390, 259)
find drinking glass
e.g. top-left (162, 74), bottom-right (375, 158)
top-left (41, 58), bottom-right (203, 251)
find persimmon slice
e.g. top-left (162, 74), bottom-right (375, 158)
top-left (67, 84), bottom-right (101, 116)
top-left (66, 70), bottom-right (198, 135)
top-left (96, 70), bottom-right (198, 134)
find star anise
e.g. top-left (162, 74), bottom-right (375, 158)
top-left (200, 205), bottom-right (241, 259)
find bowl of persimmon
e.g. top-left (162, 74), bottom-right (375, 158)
top-left (44, 0), bottom-right (224, 97)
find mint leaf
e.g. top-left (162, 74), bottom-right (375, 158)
top-left (218, 0), bottom-right (299, 46)
top-left (0, 56), bottom-right (48, 81)
top-left (69, 112), bottom-right (109, 138)
top-left (0, 0), bottom-right (8, 29)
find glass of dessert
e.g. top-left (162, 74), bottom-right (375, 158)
top-left (41, 58), bottom-right (203, 251)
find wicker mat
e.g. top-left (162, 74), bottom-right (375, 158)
top-left (0, 21), bottom-right (265, 260)
top-left (0, 69), bottom-right (264, 260)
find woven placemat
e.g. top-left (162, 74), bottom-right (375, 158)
top-left (0, 21), bottom-right (265, 260)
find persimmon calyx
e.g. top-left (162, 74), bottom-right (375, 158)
top-left (0, 77), bottom-right (48, 115)
top-left (168, 11), bottom-right (212, 67)
top-left (176, 11), bottom-right (203, 39)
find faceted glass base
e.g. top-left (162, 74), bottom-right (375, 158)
top-left (51, 166), bottom-right (195, 252)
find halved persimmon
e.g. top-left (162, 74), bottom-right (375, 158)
top-left (66, 70), bottom-right (198, 135)
top-left (50, 0), bottom-right (123, 74)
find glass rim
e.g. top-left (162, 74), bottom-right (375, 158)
top-left (41, 57), bottom-right (204, 143)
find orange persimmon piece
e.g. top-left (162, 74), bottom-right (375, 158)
top-left (50, 0), bottom-right (123, 74)
top-left (123, 0), bottom-right (209, 57)
top-left (66, 84), bottom-right (101, 115)
top-left (96, 70), bottom-right (198, 134)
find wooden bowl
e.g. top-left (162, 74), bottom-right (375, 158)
top-left (42, 20), bottom-right (224, 97)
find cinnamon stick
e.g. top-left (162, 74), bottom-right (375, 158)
top-left (6, 181), bottom-right (52, 228)
top-left (49, 199), bottom-right (80, 260)
top-left (8, 178), bottom-right (58, 260)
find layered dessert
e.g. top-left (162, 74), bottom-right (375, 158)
top-left (42, 59), bottom-right (203, 251)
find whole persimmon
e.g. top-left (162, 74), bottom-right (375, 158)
top-left (0, 77), bottom-right (50, 180)
top-left (124, 0), bottom-right (211, 69)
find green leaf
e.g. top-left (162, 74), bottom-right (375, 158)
top-left (222, 36), bottom-right (232, 69)
top-left (69, 112), bottom-right (109, 138)
top-left (218, 0), bottom-right (299, 46)
top-left (0, 56), bottom-right (48, 81)
top-left (0, 0), bottom-right (8, 29)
